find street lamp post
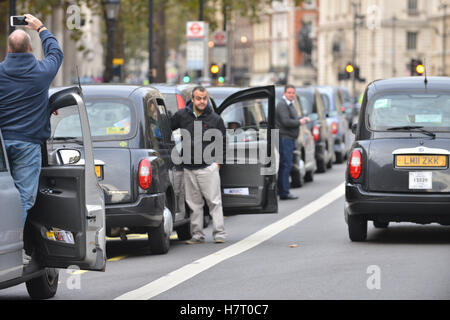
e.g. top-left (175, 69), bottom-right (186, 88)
top-left (148, 0), bottom-right (154, 83)
top-left (103, 0), bottom-right (120, 83)
top-left (9, 0), bottom-right (16, 34)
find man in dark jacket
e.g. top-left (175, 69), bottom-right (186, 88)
top-left (276, 84), bottom-right (310, 200)
top-left (0, 14), bottom-right (64, 232)
top-left (170, 86), bottom-right (227, 244)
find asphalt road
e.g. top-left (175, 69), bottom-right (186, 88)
top-left (1, 163), bottom-right (450, 300)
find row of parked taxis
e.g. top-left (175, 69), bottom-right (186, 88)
top-left (2, 80), bottom-right (394, 299)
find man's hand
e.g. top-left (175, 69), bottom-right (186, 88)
top-left (24, 14), bottom-right (45, 32)
top-left (299, 117), bottom-right (311, 125)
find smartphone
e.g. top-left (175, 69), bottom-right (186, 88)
top-left (10, 16), bottom-right (28, 26)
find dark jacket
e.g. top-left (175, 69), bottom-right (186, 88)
top-left (0, 30), bottom-right (64, 144)
top-left (170, 100), bottom-right (226, 170)
top-left (275, 98), bottom-right (302, 140)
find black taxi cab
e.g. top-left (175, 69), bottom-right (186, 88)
top-left (346, 77), bottom-right (450, 241)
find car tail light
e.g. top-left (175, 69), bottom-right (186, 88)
top-left (349, 150), bottom-right (362, 179)
top-left (313, 125), bottom-right (320, 142)
top-left (138, 159), bottom-right (152, 189)
top-left (176, 94), bottom-right (186, 109)
top-left (332, 122), bottom-right (338, 135)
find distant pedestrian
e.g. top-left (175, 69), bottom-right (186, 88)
top-left (0, 14), bottom-right (64, 262)
top-left (276, 84), bottom-right (310, 200)
top-left (170, 86), bottom-right (227, 244)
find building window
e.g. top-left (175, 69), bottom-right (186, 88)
top-left (407, 0), bottom-right (418, 15)
top-left (407, 32), bottom-right (418, 50)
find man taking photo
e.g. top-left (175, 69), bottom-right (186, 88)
top-left (0, 14), bottom-right (64, 262)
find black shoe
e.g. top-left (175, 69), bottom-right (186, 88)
top-left (280, 194), bottom-right (298, 200)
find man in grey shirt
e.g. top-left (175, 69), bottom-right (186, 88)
top-left (276, 85), bottom-right (310, 200)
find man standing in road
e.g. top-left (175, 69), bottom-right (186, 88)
top-left (276, 85), bottom-right (310, 200)
top-left (170, 86), bottom-right (227, 244)
top-left (0, 14), bottom-right (64, 260)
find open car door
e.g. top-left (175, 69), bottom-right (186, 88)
top-left (216, 86), bottom-right (278, 214)
top-left (28, 87), bottom-right (106, 271)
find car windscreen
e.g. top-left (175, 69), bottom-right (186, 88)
top-left (51, 98), bottom-right (136, 141)
top-left (368, 93), bottom-right (450, 131)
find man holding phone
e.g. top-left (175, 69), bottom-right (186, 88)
top-left (0, 14), bottom-right (64, 263)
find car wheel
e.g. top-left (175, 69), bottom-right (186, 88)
top-left (373, 221), bottom-right (389, 229)
top-left (348, 215), bottom-right (367, 242)
top-left (26, 268), bottom-right (59, 300)
top-left (305, 170), bottom-right (314, 182)
top-left (148, 205), bottom-right (172, 255)
top-left (335, 151), bottom-right (344, 164)
top-left (327, 157), bottom-right (333, 169)
top-left (290, 169), bottom-right (304, 188)
top-left (175, 220), bottom-right (192, 241)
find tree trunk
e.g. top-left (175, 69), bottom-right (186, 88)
top-left (154, 0), bottom-right (166, 83)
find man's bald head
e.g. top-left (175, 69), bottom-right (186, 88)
top-left (7, 30), bottom-right (32, 53)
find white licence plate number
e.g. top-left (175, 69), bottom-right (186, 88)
top-left (409, 172), bottom-right (432, 190)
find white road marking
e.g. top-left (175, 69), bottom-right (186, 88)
top-left (115, 182), bottom-right (345, 300)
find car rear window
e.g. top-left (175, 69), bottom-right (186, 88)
top-left (368, 94), bottom-right (450, 131)
top-left (51, 98), bottom-right (136, 141)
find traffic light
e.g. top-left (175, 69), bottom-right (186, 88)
top-left (183, 73), bottom-right (191, 83)
top-left (346, 64), bottom-right (355, 74)
top-left (210, 64), bottom-right (220, 77)
top-left (409, 59), bottom-right (425, 76)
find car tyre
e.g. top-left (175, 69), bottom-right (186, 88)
top-left (348, 215), bottom-right (367, 242)
top-left (148, 199), bottom-right (172, 255)
top-left (335, 151), bottom-right (344, 164)
top-left (175, 221), bottom-right (192, 241)
top-left (26, 268), bottom-right (59, 300)
top-left (290, 169), bottom-right (304, 188)
top-left (305, 170), bottom-right (314, 182)
top-left (373, 221), bottom-right (389, 229)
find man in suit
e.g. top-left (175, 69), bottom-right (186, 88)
top-left (275, 85), bottom-right (310, 200)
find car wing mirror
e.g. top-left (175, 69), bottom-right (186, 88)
top-left (57, 149), bottom-right (81, 165)
top-left (351, 123), bottom-right (358, 134)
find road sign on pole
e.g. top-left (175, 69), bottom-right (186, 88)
top-left (186, 21), bottom-right (209, 78)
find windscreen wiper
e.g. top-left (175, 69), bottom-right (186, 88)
top-left (387, 126), bottom-right (436, 139)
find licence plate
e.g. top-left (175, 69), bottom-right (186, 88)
top-left (396, 155), bottom-right (447, 168)
top-left (95, 165), bottom-right (103, 179)
top-left (409, 172), bottom-right (432, 190)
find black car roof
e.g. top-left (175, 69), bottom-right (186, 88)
top-left (367, 77), bottom-right (450, 96)
top-left (50, 84), bottom-right (161, 99)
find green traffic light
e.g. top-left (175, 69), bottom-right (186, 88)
top-left (183, 75), bottom-right (191, 83)
top-left (218, 76), bottom-right (225, 84)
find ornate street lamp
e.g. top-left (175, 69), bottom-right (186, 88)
top-left (103, 0), bottom-right (120, 83)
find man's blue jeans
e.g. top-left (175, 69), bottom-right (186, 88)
top-left (4, 140), bottom-right (42, 226)
top-left (277, 137), bottom-right (295, 198)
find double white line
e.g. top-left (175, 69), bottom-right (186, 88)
top-left (115, 182), bottom-right (345, 300)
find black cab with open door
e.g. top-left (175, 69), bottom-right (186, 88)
top-left (0, 87), bottom-right (106, 299)
top-left (215, 86), bottom-right (278, 214)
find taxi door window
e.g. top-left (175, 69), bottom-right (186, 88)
top-left (156, 98), bottom-right (173, 144)
top-left (146, 99), bottom-right (163, 149)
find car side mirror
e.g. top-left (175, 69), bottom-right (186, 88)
top-left (57, 149), bottom-right (81, 165)
top-left (351, 123), bottom-right (358, 134)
